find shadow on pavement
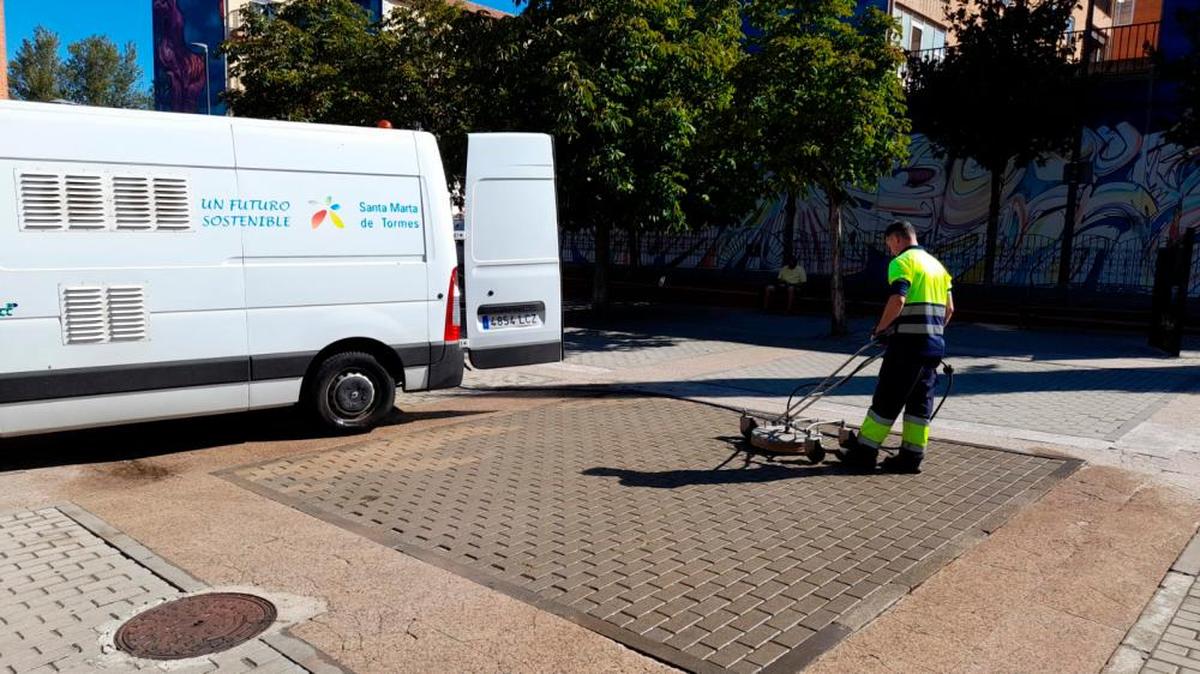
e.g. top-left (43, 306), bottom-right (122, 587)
top-left (567, 329), bottom-right (681, 354)
top-left (0, 406), bottom-right (483, 472)
top-left (583, 460), bottom-right (846, 489)
top-left (583, 435), bottom-right (852, 488)
top-left (474, 359), bottom-right (1200, 399)
top-left (566, 303), bottom-right (1199, 362)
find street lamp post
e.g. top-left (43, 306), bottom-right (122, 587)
top-left (189, 42), bottom-right (212, 115)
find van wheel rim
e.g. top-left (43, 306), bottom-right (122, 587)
top-left (330, 372), bottom-right (376, 420)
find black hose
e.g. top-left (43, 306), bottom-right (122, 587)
top-left (929, 362), bottom-right (954, 422)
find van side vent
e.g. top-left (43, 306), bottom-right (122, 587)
top-left (64, 174), bottom-right (108, 230)
top-left (61, 286), bottom-right (109, 344)
top-left (106, 286), bottom-right (148, 341)
top-left (18, 170), bottom-right (192, 232)
top-left (113, 176), bottom-right (154, 230)
top-left (17, 172), bottom-right (66, 230)
top-left (153, 177), bottom-right (191, 230)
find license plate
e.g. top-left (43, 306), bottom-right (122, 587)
top-left (482, 311), bottom-right (541, 330)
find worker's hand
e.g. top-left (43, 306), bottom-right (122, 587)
top-left (870, 326), bottom-right (892, 344)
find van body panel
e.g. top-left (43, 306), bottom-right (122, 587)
top-left (463, 133), bottom-right (563, 369)
top-left (0, 102), bottom-right (557, 437)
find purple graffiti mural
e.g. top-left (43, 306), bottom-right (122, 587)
top-left (153, 0), bottom-right (227, 115)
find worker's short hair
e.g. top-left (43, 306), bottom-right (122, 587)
top-left (884, 220), bottom-right (918, 241)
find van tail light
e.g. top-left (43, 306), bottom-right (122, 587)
top-left (444, 267), bottom-right (461, 343)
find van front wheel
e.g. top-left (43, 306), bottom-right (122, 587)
top-left (307, 352), bottom-right (396, 433)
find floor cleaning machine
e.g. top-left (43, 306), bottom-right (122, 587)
top-left (737, 337), bottom-right (954, 464)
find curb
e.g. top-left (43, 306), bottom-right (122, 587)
top-left (1103, 529), bottom-right (1200, 673)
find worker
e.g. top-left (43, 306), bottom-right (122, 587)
top-left (764, 259), bottom-right (807, 313)
top-left (839, 220), bottom-right (953, 473)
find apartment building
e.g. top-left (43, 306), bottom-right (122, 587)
top-left (154, 0), bottom-right (507, 115)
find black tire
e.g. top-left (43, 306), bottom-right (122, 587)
top-left (306, 351), bottom-right (396, 434)
top-left (808, 445), bottom-right (827, 465)
top-left (739, 416), bottom-right (758, 442)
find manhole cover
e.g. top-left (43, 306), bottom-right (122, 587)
top-left (114, 592), bottom-right (277, 660)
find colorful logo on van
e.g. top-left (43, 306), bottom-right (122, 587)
top-left (309, 196), bottom-right (346, 229)
top-left (0, 303), bottom-right (17, 318)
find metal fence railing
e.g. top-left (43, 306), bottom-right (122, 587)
top-left (561, 228), bottom-right (1200, 297)
top-left (905, 21), bottom-right (1161, 80)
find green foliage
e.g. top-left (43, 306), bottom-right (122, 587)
top-left (906, 0), bottom-right (1078, 284)
top-left (223, 0), bottom-right (477, 178)
top-left (906, 0), bottom-right (1079, 174)
top-left (223, 0), bottom-right (386, 124)
top-left (740, 0), bottom-right (910, 333)
top-left (492, 0), bottom-right (750, 234)
top-left (8, 26), bottom-right (65, 102)
top-left (1161, 10), bottom-right (1200, 153)
top-left (740, 1), bottom-right (910, 199)
top-left (8, 27), bottom-right (148, 108)
top-left (479, 0), bottom-right (750, 307)
top-left (64, 37), bottom-right (150, 108)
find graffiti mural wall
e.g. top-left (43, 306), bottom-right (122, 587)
top-left (564, 125), bottom-right (1200, 295)
top-left (152, 0), bottom-right (228, 115)
top-left (152, 0), bottom-right (382, 115)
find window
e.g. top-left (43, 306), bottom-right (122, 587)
top-left (893, 6), bottom-right (946, 54)
top-left (248, 0), bottom-right (279, 19)
top-left (1114, 0), bottom-right (1136, 25)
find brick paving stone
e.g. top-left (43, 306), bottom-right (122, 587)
top-left (0, 507), bottom-right (323, 674)
top-left (229, 396), bottom-right (1068, 673)
top-left (693, 348), bottom-right (1198, 440)
top-left (1134, 540), bottom-right (1200, 674)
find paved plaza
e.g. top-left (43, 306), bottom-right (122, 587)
top-left (224, 397), bottom-right (1072, 673)
top-left (0, 305), bottom-right (1196, 673)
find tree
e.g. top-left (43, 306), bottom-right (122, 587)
top-left (906, 0), bottom-right (1078, 285)
top-left (492, 0), bottom-right (748, 310)
top-left (9, 27), bottom-right (148, 108)
top-left (741, 0), bottom-right (910, 334)
top-left (64, 36), bottom-right (149, 108)
top-left (1160, 9), bottom-right (1200, 153)
top-left (8, 26), bottom-right (64, 102)
top-left (223, 0), bottom-right (475, 180)
top-left (223, 0), bottom-right (386, 125)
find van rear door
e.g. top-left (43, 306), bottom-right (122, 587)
top-left (462, 133), bottom-right (563, 369)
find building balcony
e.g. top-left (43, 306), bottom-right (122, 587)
top-left (904, 21), bottom-right (1161, 79)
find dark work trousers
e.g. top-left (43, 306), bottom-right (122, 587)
top-left (864, 352), bottom-right (942, 453)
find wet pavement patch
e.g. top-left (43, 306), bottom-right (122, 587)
top-left (115, 593), bottom-right (277, 660)
top-left (222, 396), bottom-right (1077, 673)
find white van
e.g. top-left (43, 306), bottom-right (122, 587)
top-left (0, 101), bottom-right (563, 437)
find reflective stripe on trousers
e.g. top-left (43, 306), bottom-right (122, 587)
top-left (901, 414), bottom-right (930, 455)
top-left (859, 409), bottom-right (894, 448)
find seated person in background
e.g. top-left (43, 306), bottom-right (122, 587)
top-left (764, 260), bottom-right (807, 312)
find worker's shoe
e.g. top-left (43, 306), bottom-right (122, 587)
top-left (836, 438), bottom-right (878, 472)
top-left (880, 450), bottom-right (923, 474)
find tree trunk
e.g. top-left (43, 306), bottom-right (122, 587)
top-left (783, 192), bottom-right (797, 267)
top-left (829, 194), bottom-right (848, 336)
top-left (593, 221), bottom-right (611, 314)
top-left (985, 168), bottom-right (1002, 286)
